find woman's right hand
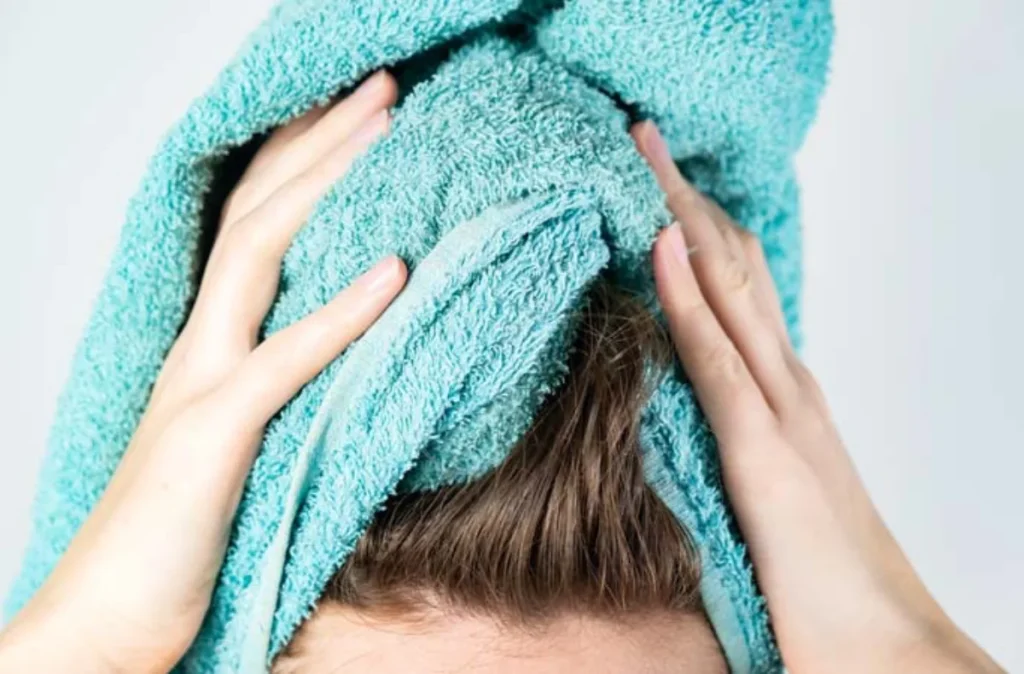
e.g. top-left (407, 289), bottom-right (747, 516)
top-left (0, 71), bottom-right (405, 674)
top-left (633, 121), bottom-right (1003, 674)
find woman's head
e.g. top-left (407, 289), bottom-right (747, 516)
top-left (274, 281), bottom-right (726, 672)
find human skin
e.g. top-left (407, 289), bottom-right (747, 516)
top-left (633, 121), bottom-right (1003, 674)
top-left (0, 71), bottom-right (1004, 672)
top-left (0, 71), bottom-right (407, 673)
top-left (274, 606), bottom-right (728, 674)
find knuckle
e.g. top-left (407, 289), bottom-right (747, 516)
top-left (665, 183), bottom-right (704, 216)
top-left (787, 358), bottom-right (829, 412)
top-left (738, 228), bottom-right (760, 250)
top-left (720, 224), bottom-right (743, 251)
top-left (675, 296), bottom-right (713, 326)
top-left (700, 341), bottom-right (745, 383)
top-left (717, 256), bottom-right (755, 296)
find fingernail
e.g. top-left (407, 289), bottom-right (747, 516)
top-left (361, 69), bottom-right (388, 92)
top-left (664, 222), bottom-right (692, 267)
top-left (360, 255), bottom-right (402, 294)
top-left (639, 121), bottom-right (673, 170)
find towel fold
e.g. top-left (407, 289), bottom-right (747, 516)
top-left (5, 2), bottom-right (832, 672)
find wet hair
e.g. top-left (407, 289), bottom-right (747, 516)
top-left (279, 280), bottom-right (705, 658)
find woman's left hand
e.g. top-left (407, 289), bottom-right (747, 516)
top-left (635, 120), bottom-right (1002, 673)
top-left (0, 71), bottom-right (405, 674)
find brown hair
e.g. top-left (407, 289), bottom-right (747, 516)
top-left (282, 280), bottom-right (704, 655)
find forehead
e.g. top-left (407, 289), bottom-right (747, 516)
top-left (273, 605), bottom-right (727, 673)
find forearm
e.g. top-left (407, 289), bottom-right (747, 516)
top-left (897, 620), bottom-right (1004, 674)
top-left (0, 590), bottom-right (177, 674)
top-left (0, 606), bottom-right (119, 674)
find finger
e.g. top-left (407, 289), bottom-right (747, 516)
top-left (678, 193), bottom-right (801, 413)
top-left (714, 222), bottom-right (789, 348)
top-left (223, 71), bottom-right (398, 228)
top-left (221, 104), bottom-right (331, 229)
top-left (631, 121), bottom-right (707, 225)
top-left (653, 223), bottom-right (775, 444)
top-left (634, 121), bottom-right (799, 412)
top-left (245, 105), bottom-right (330, 176)
top-left (216, 256), bottom-right (407, 426)
top-left (695, 194), bottom-right (789, 344)
top-left (738, 231), bottom-right (789, 343)
top-left (291, 71), bottom-right (398, 169)
top-left (192, 111), bottom-right (392, 342)
top-left (632, 121), bottom-right (785, 336)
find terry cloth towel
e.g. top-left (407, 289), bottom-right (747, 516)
top-left (5, 1), bottom-right (832, 672)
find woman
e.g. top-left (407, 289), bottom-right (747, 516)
top-left (0, 75), bottom-right (1002, 672)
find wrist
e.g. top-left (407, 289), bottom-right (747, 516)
top-left (894, 617), bottom-right (1004, 674)
top-left (872, 578), bottom-right (1002, 673)
top-left (781, 599), bottom-right (1001, 674)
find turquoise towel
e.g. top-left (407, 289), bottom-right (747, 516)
top-left (5, 1), bottom-right (832, 672)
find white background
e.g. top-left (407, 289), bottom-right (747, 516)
top-left (1, 1), bottom-right (1021, 669)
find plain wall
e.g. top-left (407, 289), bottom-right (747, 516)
top-left (1, 0), bottom-right (1020, 668)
